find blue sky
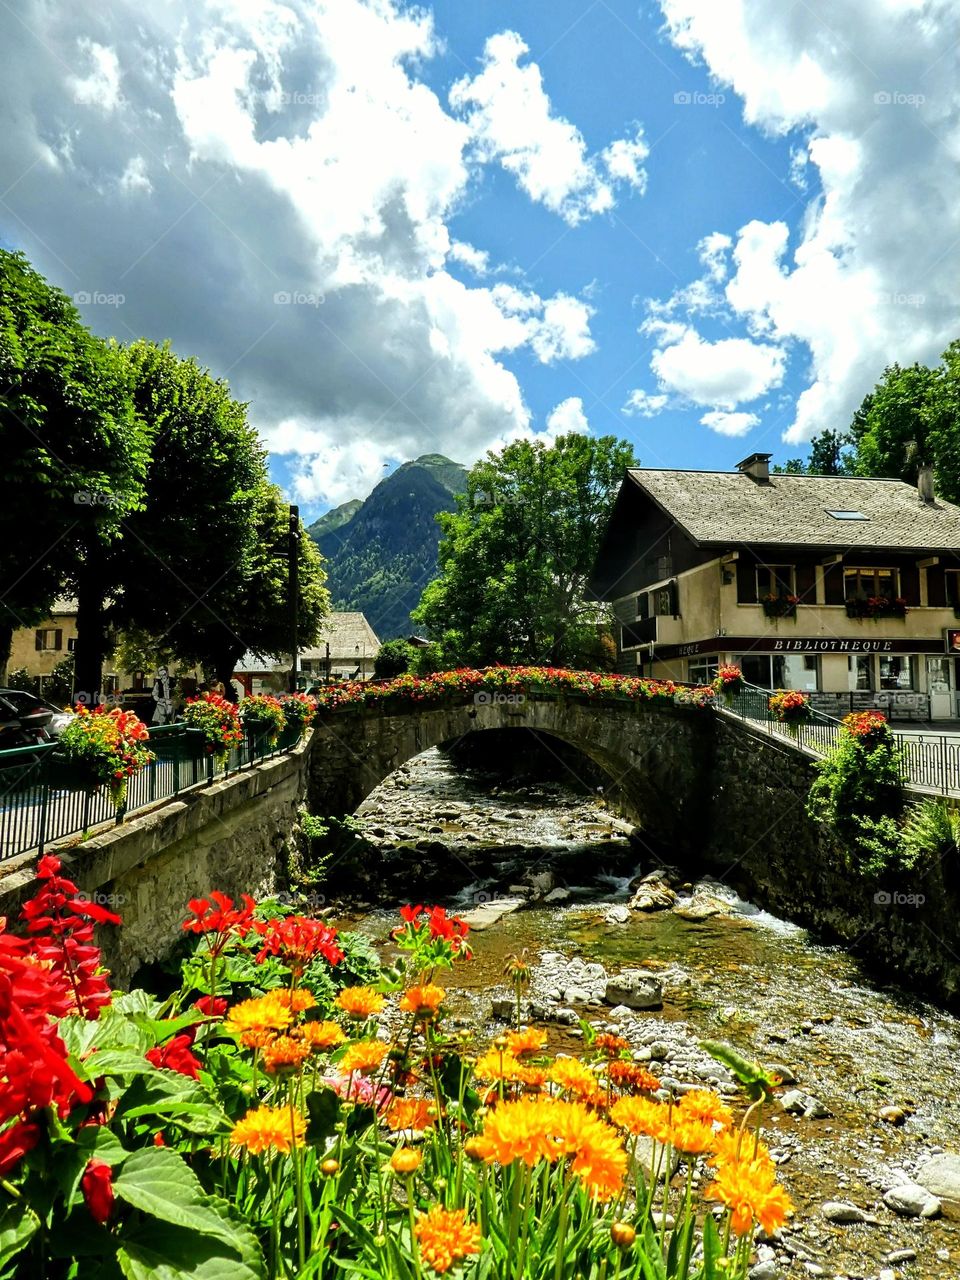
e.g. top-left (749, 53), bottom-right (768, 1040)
top-left (1, 1), bottom-right (956, 514)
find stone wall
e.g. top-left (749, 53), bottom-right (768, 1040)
top-left (0, 739), bottom-right (310, 986)
top-left (701, 714), bottom-right (960, 1007)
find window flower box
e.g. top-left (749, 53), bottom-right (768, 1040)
top-left (761, 594), bottom-right (799, 619)
top-left (845, 596), bottom-right (908, 620)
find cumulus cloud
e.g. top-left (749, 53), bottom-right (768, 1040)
top-left (644, 324), bottom-right (786, 409)
top-left (658, 0), bottom-right (960, 442)
top-left (450, 31), bottom-right (648, 225)
top-left (0, 1), bottom-right (610, 511)
top-left (545, 396), bottom-right (589, 438)
top-left (623, 389), bottom-right (669, 417)
top-left (700, 409), bottom-right (759, 437)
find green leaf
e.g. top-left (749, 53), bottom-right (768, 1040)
top-left (699, 1040), bottom-right (778, 1101)
top-left (117, 1216), bottom-right (264, 1280)
top-left (113, 1069), bottom-right (230, 1136)
top-left (0, 1204), bottom-right (39, 1270)
top-left (305, 1088), bottom-right (341, 1145)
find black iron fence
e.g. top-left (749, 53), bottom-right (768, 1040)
top-left (0, 721), bottom-right (304, 861)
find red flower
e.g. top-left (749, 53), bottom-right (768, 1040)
top-left (81, 1160), bottom-right (114, 1225)
top-left (253, 916), bottom-right (343, 975)
top-left (181, 891), bottom-right (256, 959)
top-left (0, 1120), bottom-right (40, 1176)
top-left (193, 995), bottom-right (228, 1018)
top-left (146, 1034), bottom-right (201, 1080)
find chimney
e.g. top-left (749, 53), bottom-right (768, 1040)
top-left (918, 464), bottom-right (935, 504)
top-left (735, 452), bottom-right (773, 484)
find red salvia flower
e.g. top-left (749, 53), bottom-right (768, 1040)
top-left (0, 1120), bottom-right (40, 1176)
top-left (81, 1160), bottom-right (114, 1224)
top-left (146, 1034), bottom-right (202, 1080)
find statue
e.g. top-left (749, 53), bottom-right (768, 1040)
top-left (151, 666), bottom-right (174, 724)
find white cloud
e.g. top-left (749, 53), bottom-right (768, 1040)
top-left (700, 409), bottom-right (758, 437)
top-left (623, 389), bottom-right (669, 417)
top-left (450, 31), bottom-right (647, 225)
top-left (447, 241), bottom-right (490, 275)
top-left (118, 155), bottom-right (152, 194)
top-left (545, 396), bottom-right (589, 439)
top-left (69, 39), bottom-right (121, 111)
top-left (659, 0), bottom-right (960, 443)
top-left (647, 325), bottom-right (786, 409)
top-left (530, 293), bottom-right (596, 363)
top-left (698, 231), bottom-right (732, 283)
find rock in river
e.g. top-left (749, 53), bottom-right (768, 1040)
top-left (916, 1153), bottom-right (960, 1211)
top-left (461, 897), bottom-right (525, 931)
top-left (604, 969), bottom-right (663, 1010)
top-left (821, 1201), bottom-right (869, 1224)
top-left (779, 1089), bottom-right (831, 1119)
top-left (883, 1182), bottom-right (941, 1218)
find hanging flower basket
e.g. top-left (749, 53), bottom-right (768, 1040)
top-left (182, 693), bottom-right (243, 766)
top-left (761, 594), bottom-right (799, 619)
top-left (712, 665), bottom-right (744, 702)
top-left (768, 689), bottom-right (812, 736)
top-left (54, 705), bottom-right (153, 810)
top-left (279, 692), bottom-right (317, 739)
top-left (239, 694), bottom-right (286, 747)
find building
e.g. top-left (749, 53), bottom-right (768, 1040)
top-left (235, 611), bottom-right (382, 694)
top-left (589, 453), bottom-right (960, 721)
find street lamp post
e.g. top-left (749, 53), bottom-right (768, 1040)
top-left (288, 504), bottom-right (299, 693)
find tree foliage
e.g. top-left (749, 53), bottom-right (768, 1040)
top-left (373, 638), bottom-right (416, 679)
top-left (775, 429), bottom-right (855, 475)
top-left (412, 433), bottom-right (636, 667)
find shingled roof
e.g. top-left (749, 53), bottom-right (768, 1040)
top-left (627, 469), bottom-right (960, 551)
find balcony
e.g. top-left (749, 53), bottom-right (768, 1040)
top-left (621, 617), bottom-right (657, 649)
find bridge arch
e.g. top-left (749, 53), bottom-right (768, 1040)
top-left (307, 696), bottom-right (716, 853)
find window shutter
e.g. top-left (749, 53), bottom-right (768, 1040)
top-left (35, 630), bottom-right (43, 651)
top-left (54, 629), bottom-right (63, 651)
top-left (637, 593), bottom-right (649, 621)
top-left (668, 579), bottom-right (680, 618)
top-left (736, 559), bottom-right (757, 604)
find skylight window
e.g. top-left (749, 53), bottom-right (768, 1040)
top-left (826, 509), bottom-right (868, 521)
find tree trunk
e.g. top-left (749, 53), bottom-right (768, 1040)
top-left (0, 621), bottom-right (13, 687)
top-left (214, 645), bottom-right (245, 703)
top-left (73, 539), bottom-right (107, 706)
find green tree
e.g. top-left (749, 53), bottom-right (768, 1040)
top-left (848, 361), bottom-right (935, 485)
top-left (413, 433), bottom-right (637, 667)
top-left (373, 638), bottom-right (415, 679)
top-left (776, 429), bottom-right (855, 475)
top-left (0, 251), bottom-right (148, 688)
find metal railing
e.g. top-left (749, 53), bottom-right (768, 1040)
top-left (720, 682), bottom-right (960, 797)
top-left (0, 721), bottom-right (304, 862)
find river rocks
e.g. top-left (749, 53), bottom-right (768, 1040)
top-left (674, 890), bottom-right (729, 921)
top-left (543, 887), bottom-right (570, 904)
top-left (821, 1201), bottom-right (869, 1223)
top-left (629, 870), bottom-right (677, 912)
top-left (916, 1153), bottom-right (960, 1209)
top-left (461, 897), bottom-right (525, 930)
top-left (883, 1182), bottom-right (941, 1218)
top-left (780, 1090), bottom-right (832, 1119)
top-left (604, 969), bottom-right (664, 1010)
top-left (604, 904), bottom-right (631, 925)
top-left (878, 1105), bottom-right (908, 1126)
top-left (748, 1263), bottom-right (779, 1280)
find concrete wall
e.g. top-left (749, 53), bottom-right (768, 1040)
top-left (0, 738), bottom-right (310, 986)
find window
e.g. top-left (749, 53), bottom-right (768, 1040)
top-left (755, 565), bottom-right (795, 599)
top-left (844, 567), bottom-right (898, 601)
top-left (946, 570), bottom-right (960, 608)
top-left (67, 637), bottom-right (77, 653)
top-left (878, 655), bottom-right (916, 691)
top-left (737, 654), bottom-right (819, 691)
top-left (687, 658), bottom-right (717, 686)
top-left (826, 509), bottom-right (868, 521)
top-left (847, 655), bottom-right (874, 692)
top-left (34, 628), bottom-right (62, 652)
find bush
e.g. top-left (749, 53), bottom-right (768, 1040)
top-left (807, 716), bottom-right (907, 874)
top-left (5, 668), bottom-right (38, 694)
top-left (902, 797), bottom-right (960, 863)
top-left (373, 638), bottom-right (417, 679)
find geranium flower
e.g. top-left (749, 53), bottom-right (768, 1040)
top-left (146, 1034), bottom-right (201, 1080)
top-left (181, 891), bottom-right (256, 957)
top-left (253, 916), bottom-right (343, 974)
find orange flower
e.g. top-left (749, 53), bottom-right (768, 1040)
top-left (414, 1206), bottom-right (482, 1275)
top-left (399, 984), bottom-right (445, 1018)
top-left (592, 1033), bottom-right (630, 1056)
top-left (474, 1048), bottom-right (526, 1083)
top-left (390, 1147), bottom-right (422, 1175)
top-left (548, 1057), bottom-right (600, 1100)
top-left (470, 1096), bottom-right (559, 1168)
top-left (506, 1028), bottom-right (548, 1057)
top-left (224, 994), bottom-right (292, 1048)
top-left (608, 1096), bottom-right (671, 1144)
top-left (704, 1156), bottom-right (794, 1236)
top-left (271, 988), bottom-right (317, 1013)
top-left (295, 1020), bottom-right (347, 1051)
top-left (708, 1130), bottom-right (773, 1172)
top-left (677, 1089), bottom-right (734, 1131)
top-left (262, 1035), bottom-right (311, 1073)
top-left (552, 1100), bottom-right (628, 1201)
top-left (386, 1097), bottom-right (437, 1132)
top-left (606, 1061), bottom-right (661, 1093)
top-left (667, 1116), bottom-right (717, 1156)
top-left (336, 986), bottom-right (385, 1019)
top-left (231, 1105), bottom-right (305, 1155)
top-left (340, 1039), bottom-right (389, 1075)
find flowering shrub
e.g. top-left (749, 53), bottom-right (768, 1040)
top-left (842, 709), bottom-right (890, 742)
top-left (313, 665), bottom-right (717, 712)
top-left (768, 689), bottom-right (811, 732)
top-left (712, 664), bottom-right (744, 700)
top-left (240, 693), bottom-right (286, 745)
top-left (280, 692), bottom-right (317, 733)
top-left (183, 691), bottom-right (243, 762)
top-left (0, 869), bottom-right (797, 1278)
top-left (55, 704), bottom-right (153, 807)
top-left (845, 595), bottom-right (908, 619)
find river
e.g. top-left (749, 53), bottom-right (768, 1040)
top-left (338, 744), bottom-right (960, 1278)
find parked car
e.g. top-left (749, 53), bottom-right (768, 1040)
top-left (0, 689), bottom-right (67, 741)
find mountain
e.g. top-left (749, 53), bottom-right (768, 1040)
top-left (307, 454), bottom-right (468, 640)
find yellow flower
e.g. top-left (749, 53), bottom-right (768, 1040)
top-left (224, 994), bottom-right (293, 1047)
top-left (399, 984), bottom-right (445, 1018)
top-left (390, 1147), bottom-right (422, 1175)
top-left (704, 1156), bottom-right (794, 1236)
top-left (552, 1100), bottom-right (628, 1202)
top-left (340, 1039), bottom-right (389, 1074)
top-left (385, 1097), bottom-right (437, 1132)
top-left (548, 1057), bottom-right (601, 1100)
top-left (608, 1096), bottom-right (671, 1144)
top-left (271, 988), bottom-right (317, 1013)
top-left (470, 1096), bottom-right (558, 1168)
top-left (677, 1089), bottom-right (734, 1131)
top-left (262, 1035), bottom-right (311, 1073)
top-left (336, 986), bottom-right (385, 1019)
top-left (474, 1048), bottom-right (526, 1083)
top-left (506, 1028), bottom-right (548, 1057)
top-left (295, 1020), bottom-right (347, 1051)
top-left (414, 1206), bottom-right (482, 1274)
top-left (231, 1105), bottom-right (305, 1155)
top-left (708, 1130), bottom-right (774, 1173)
top-left (667, 1116), bottom-right (717, 1156)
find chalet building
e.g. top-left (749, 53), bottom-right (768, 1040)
top-left (589, 453), bottom-right (960, 721)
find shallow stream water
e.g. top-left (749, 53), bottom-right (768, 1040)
top-left (340, 747), bottom-right (960, 1279)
